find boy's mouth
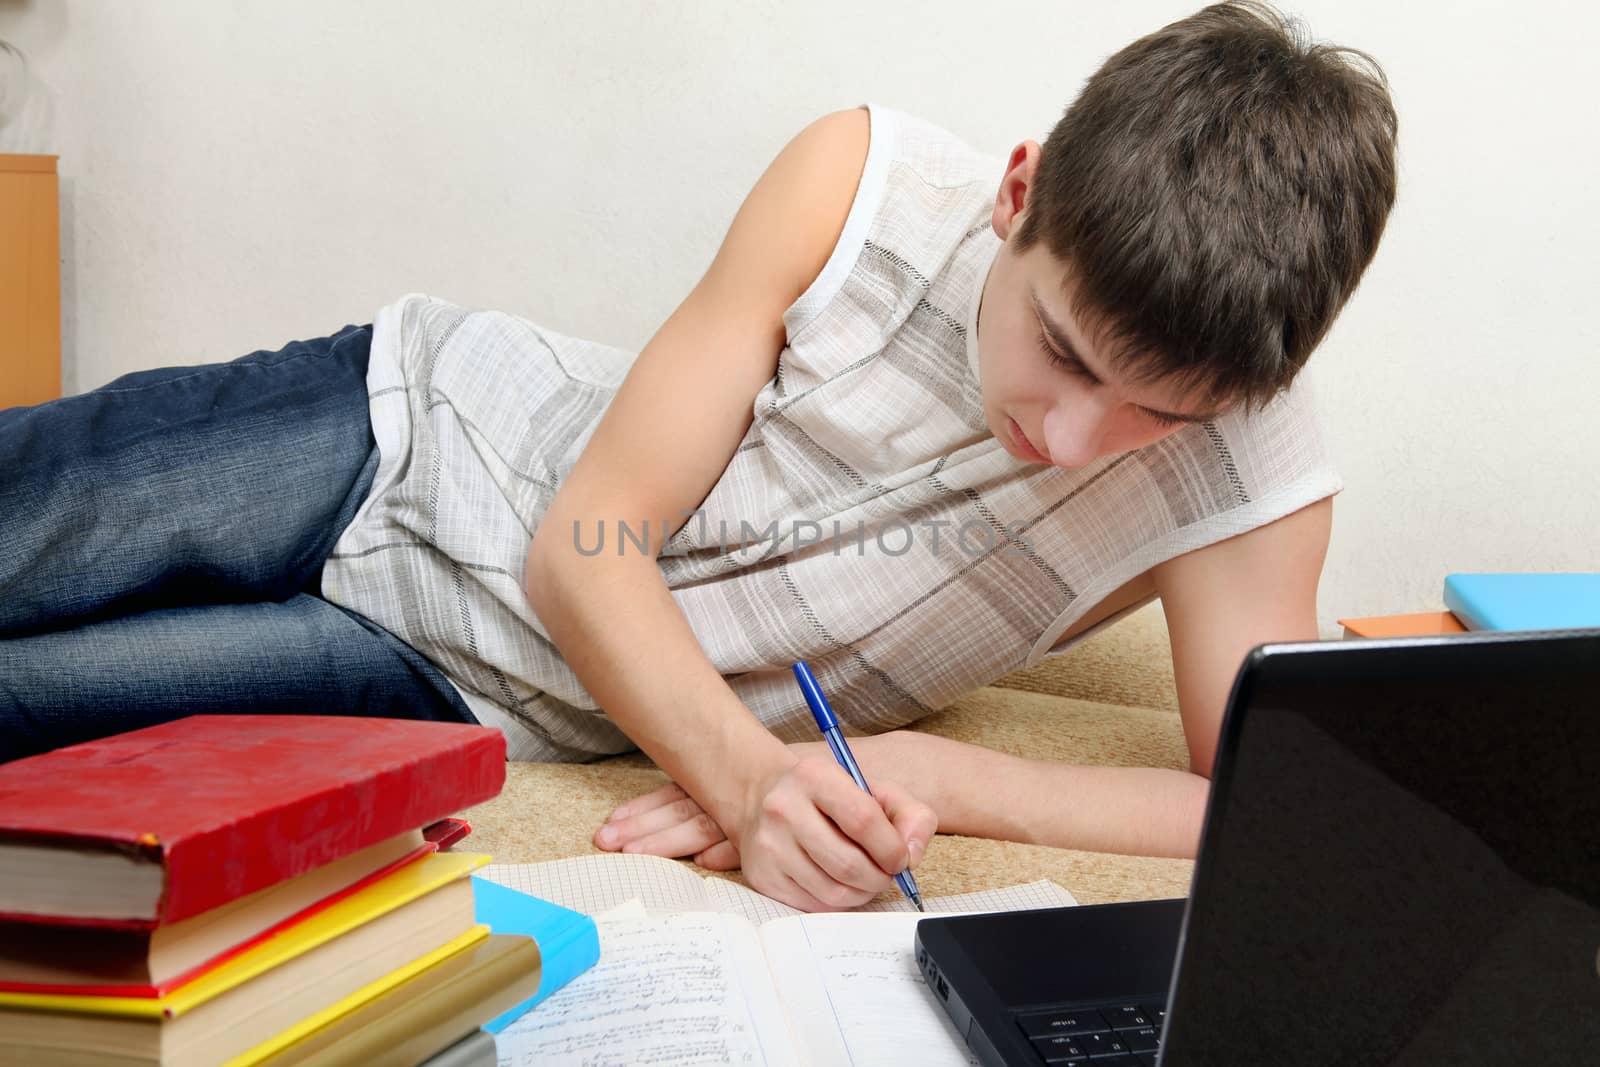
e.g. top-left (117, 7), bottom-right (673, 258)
top-left (1007, 416), bottom-right (1052, 465)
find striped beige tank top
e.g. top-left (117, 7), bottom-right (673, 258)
top-left (321, 103), bottom-right (1340, 760)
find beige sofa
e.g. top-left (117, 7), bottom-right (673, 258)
top-left (461, 603), bottom-right (1196, 906)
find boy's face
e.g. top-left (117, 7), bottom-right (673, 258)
top-left (974, 141), bottom-right (1224, 471)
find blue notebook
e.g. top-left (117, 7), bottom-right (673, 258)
top-left (1442, 572), bottom-right (1600, 631)
top-left (471, 876), bottom-right (601, 1033)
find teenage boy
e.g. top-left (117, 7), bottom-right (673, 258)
top-left (0, 3), bottom-right (1395, 914)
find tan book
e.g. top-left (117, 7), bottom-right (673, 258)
top-left (257, 934), bottom-right (541, 1067)
top-left (0, 854), bottom-right (485, 1067)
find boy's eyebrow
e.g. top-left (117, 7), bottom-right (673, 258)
top-left (1030, 288), bottom-right (1103, 385)
top-left (1030, 287), bottom-right (1220, 425)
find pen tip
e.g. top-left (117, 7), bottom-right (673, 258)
top-left (914, 897), bottom-right (926, 913)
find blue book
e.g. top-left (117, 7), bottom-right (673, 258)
top-left (1443, 573), bottom-right (1600, 631)
top-left (471, 875), bottom-right (601, 1033)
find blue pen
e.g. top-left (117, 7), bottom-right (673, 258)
top-left (791, 661), bottom-right (925, 912)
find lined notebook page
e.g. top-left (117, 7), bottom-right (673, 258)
top-left (761, 912), bottom-right (982, 1067)
top-left (494, 911), bottom-right (798, 1066)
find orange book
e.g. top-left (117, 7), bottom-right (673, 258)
top-left (1338, 611), bottom-right (1466, 639)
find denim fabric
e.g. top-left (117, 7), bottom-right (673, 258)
top-left (0, 326), bottom-right (476, 763)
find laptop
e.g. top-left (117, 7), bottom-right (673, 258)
top-left (915, 628), bottom-right (1600, 1065)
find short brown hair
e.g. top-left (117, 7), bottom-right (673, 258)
top-left (1014, 1), bottom-right (1398, 409)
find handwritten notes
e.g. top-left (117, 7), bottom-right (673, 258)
top-left (482, 854), bottom-right (1077, 1065)
top-left (763, 913), bottom-right (981, 1066)
top-left (495, 912), bottom-right (796, 1066)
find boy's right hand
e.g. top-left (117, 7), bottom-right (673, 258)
top-left (731, 749), bottom-right (936, 911)
top-left (599, 746), bottom-right (937, 912)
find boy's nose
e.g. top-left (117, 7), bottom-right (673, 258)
top-left (1040, 397), bottom-right (1112, 470)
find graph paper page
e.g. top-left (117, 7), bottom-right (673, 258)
top-left (705, 876), bottom-right (1077, 924)
top-left (478, 854), bottom-right (711, 915)
top-left (483, 854), bottom-right (1075, 924)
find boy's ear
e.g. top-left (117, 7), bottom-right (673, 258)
top-left (991, 139), bottom-right (1042, 241)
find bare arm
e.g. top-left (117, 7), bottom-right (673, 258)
top-left (604, 497), bottom-right (1333, 860)
top-left (526, 110), bottom-right (935, 910)
top-left (911, 494), bottom-right (1334, 853)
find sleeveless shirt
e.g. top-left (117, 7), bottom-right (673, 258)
top-left (320, 103), bottom-right (1341, 761)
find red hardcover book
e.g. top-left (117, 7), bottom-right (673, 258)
top-left (0, 834), bottom-right (437, 997)
top-left (0, 715), bottom-right (505, 928)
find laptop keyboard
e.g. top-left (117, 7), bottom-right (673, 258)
top-left (1014, 1001), bottom-right (1166, 1064)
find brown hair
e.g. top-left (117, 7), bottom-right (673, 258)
top-left (1014, 1), bottom-right (1398, 409)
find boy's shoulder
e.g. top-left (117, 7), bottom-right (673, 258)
top-left (858, 103), bottom-right (1003, 188)
top-left (799, 104), bottom-right (1002, 195)
top-left (781, 106), bottom-right (1000, 335)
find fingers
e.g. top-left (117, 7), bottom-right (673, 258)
top-left (594, 785), bottom-right (727, 859)
top-left (801, 759), bottom-right (915, 881)
top-left (694, 840), bottom-right (741, 870)
top-left (872, 780), bottom-right (938, 870)
top-left (606, 782), bottom-right (689, 824)
top-left (770, 873), bottom-right (831, 914)
top-left (609, 810), bottom-right (727, 859)
top-left (744, 758), bottom-right (908, 909)
top-left (779, 820), bottom-right (883, 909)
top-left (742, 828), bottom-right (873, 912)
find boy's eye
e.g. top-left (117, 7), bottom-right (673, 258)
top-left (1035, 324), bottom-right (1198, 430)
top-left (1037, 327), bottom-right (1192, 430)
top-left (1036, 330), bottom-right (1090, 379)
top-left (1142, 408), bottom-right (1188, 429)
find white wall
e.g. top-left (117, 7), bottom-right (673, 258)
top-left (2, 0), bottom-right (1596, 634)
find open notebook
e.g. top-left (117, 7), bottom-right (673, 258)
top-left (478, 854), bottom-right (1076, 1066)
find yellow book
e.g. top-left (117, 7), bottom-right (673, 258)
top-left (0, 853), bottom-right (489, 1067)
top-left (246, 934), bottom-right (541, 1067)
top-left (223, 927), bottom-right (490, 1067)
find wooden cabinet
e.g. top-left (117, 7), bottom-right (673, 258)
top-left (1, 153), bottom-right (60, 409)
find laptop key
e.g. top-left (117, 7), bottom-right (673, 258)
top-left (1137, 1003), bottom-right (1167, 1027)
top-left (1076, 1031), bottom-right (1129, 1057)
top-left (1122, 1027), bottom-right (1160, 1053)
top-left (1104, 1004), bottom-right (1155, 1030)
top-left (1017, 1009), bottom-right (1111, 1038)
top-left (1027, 1034), bottom-right (1088, 1064)
top-left (1024, 1036), bottom-right (1088, 1062)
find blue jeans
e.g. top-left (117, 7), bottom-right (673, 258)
top-left (0, 325), bottom-right (476, 763)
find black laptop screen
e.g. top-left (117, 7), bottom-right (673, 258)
top-left (1162, 630), bottom-right (1600, 1065)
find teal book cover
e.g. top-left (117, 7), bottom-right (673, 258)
top-left (1443, 573), bottom-right (1600, 631)
top-left (471, 876), bottom-right (601, 1033)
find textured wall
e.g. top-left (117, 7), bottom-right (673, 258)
top-left (2, 0), bottom-right (1595, 631)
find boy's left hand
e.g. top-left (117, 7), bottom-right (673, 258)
top-left (596, 740), bottom-right (931, 874)
top-left (595, 778), bottom-right (743, 869)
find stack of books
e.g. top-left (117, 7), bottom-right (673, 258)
top-left (0, 714), bottom-right (558, 1066)
top-left (1339, 573), bottom-right (1600, 640)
